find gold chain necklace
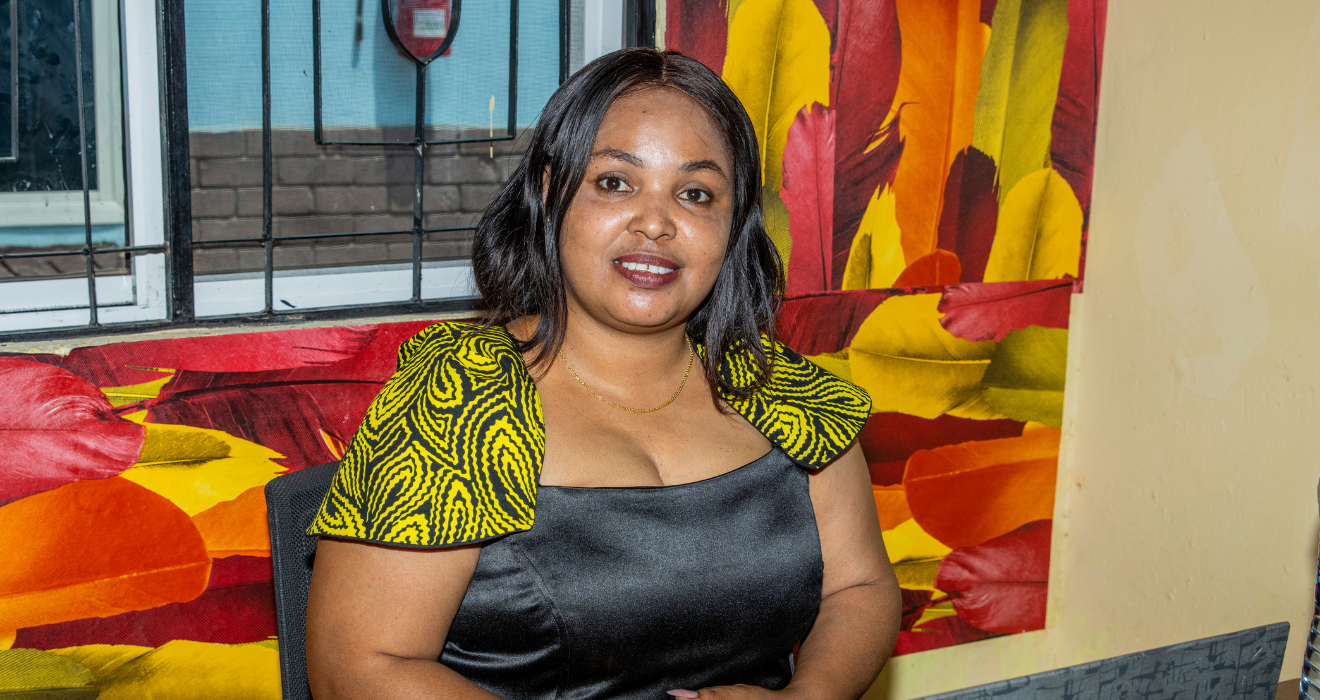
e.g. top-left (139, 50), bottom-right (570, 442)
top-left (560, 344), bottom-right (695, 414)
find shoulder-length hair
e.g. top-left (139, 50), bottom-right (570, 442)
top-left (471, 48), bottom-right (784, 401)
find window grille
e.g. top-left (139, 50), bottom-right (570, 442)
top-left (0, 0), bottom-right (656, 342)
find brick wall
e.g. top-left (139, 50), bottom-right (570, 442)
top-left (0, 250), bottom-right (128, 280)
top-left (189, 127), bottom-right (530, 275)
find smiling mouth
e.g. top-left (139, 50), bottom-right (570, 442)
top-left (612, 254), bottom-right (680, 289)
top-left (615, 260), bottom-right (676, 274)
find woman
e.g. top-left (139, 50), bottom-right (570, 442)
top-left (305, 49), bottom-right (902, 700)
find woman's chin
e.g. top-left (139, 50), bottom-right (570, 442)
top-left (600, 303), bottom-right (692, 333)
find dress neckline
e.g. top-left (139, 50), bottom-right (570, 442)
top-left (504, 324), bottom-right (778, 492)
top-left (537, 447), bottom-right (781, 492)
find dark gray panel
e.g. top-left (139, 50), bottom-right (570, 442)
top-left (915, 622), bottom-right (1289, 700)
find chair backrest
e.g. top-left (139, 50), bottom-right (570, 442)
top-left (1302, 483), bottom-right (1320, 699)
top-left (266, 461), bottom-right (339, 700)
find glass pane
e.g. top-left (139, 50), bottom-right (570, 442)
top-left (0, 0), bottom-right (128, 285)
top-left (0, 0), bottom-right (15, 160)
top-left (186, 0), bottom-right (561, 292)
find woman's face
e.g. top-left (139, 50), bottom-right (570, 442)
top-left (557, 87), bottom-right (736, 335)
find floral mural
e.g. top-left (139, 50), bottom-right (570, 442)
top-left (668, 0), bottom-right (1105, 654)
top-left (0, 322), bottom-right (433, 695)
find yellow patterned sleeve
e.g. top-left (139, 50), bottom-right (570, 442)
top-left (307, 322), bottom-right (544, 548)
top-left (706, 336), bottom-right (872, 470)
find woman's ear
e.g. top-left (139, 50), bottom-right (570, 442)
top-left (541, 165), bottom-right (551, 205)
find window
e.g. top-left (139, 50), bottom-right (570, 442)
top-left (0, 0), bottom-right (169, 333)
top-left (0, 0), bottom-right (655, 339)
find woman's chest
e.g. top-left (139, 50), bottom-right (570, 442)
top-left (441, 450), bottom-right (824, 700)
top-left (537, 388), bottom-right (772, 488)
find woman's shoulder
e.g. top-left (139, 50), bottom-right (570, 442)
top-left (716, 336), bottom-right (871, 471)
top-left (306, 320), bottom-right (542, 549)
top-left (394, 320), bottom-right (525, 372)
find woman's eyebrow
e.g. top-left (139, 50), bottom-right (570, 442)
top-left (590, 149), bottom-right (727, 180)
top-left (679, 159), bottom-right (727, 180)
top-left (591, 147), bottom-right (643, 166)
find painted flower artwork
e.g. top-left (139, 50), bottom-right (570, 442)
top-left (0, 322), bottom-right (438, 695)
top-left (0, 0), bottom-right (1104, 693)
top-left (668, 0), bottom-right (1104, 654)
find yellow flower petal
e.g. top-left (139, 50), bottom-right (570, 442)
top-left (722, 0), bottom-right (831, 191)
top-left (882, 518), bottom-right (953, 564)
top-left (120, 423), bottom-right (286, 516)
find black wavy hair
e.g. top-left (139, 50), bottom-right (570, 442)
top-left (471, 48), bottom-right (785, 402)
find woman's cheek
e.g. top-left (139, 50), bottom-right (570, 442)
top-left (688, 223), bottom-right (731, 283)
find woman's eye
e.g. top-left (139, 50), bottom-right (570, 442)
top-left (600, 176), bottom-right (629, 192)
top-left (681, 189), bottom-right (711, 204)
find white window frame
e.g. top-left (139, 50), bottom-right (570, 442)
top-left (1, 0), bottom-right (628, 331)
top-left (582, 0), bottom-right (625, 65)
top-left (0, 0), bottom-right (168, 332)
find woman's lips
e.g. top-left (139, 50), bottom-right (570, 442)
top-left (613, 253), bottom-right (680, 289)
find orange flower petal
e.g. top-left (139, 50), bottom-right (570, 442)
top-left (0, 478), bottom-right (211, 630)
top-left (903, 426), bottom-right (1059, 548)
top-left (893, 250), bottom-right (963, 287)
top-left (191, 487), bottom-right (271, 558)
top-left (872, 485), bottom-right (913, 531)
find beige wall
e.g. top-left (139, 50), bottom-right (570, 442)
top-left (869, 0), bottom-right (1320, 697)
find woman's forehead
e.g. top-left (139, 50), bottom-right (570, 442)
top-left (592, 87), bottom-right (733, 167)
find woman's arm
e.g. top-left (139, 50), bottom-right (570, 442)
top-left (305, 538), bottom-right (501, 700)
top-left (789, 441), bottom-right (902, 699)
top-left (689, 442), bottom-right (901, 700)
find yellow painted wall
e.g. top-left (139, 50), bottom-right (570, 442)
top-left (867, 0), bottom-right (1320, 697)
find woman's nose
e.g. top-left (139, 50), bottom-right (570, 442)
top-left (627, 190), bottom-right (677, 241)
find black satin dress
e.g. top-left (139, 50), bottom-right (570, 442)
top-left (439, 447), bottom-right (824, 700)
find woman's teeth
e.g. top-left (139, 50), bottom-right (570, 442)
top-left (616, 261), bottom-right (675, 274)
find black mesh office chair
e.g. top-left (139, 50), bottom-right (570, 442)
top-left (266, 461), bottom-right (339, 700)
top-left (1300, 481), bottom-right (1320, 699)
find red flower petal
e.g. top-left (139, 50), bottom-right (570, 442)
top-left (934, 520), bottom-right (1051, 633)
top-left (829, 0), bottom-right (903, 287)
top-left (937, 279), bottom-right (1074, 342)
top-left (858, 412), bottom-right (1024, 486)
top-left (777, 289), bottom-right (900, 356)
top-left (892, 614), bottom-right (1003, 656)
top-left (781, 103), bottom-right (837, 297)
top-left (664, 0), bottom-right (728, 74)
top-left (935, 147), bottom-right (999, 283)
top-left (0, 358), bottom-right (145, 502)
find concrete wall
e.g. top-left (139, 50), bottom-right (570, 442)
top-left (868, 0), bottom-right (1320, 697)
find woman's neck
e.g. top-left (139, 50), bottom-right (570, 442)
top-left (508, 313), bottom-right (694, 396)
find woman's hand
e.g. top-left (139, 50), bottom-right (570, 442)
top-left (668, 685), bottom-right (805, 699)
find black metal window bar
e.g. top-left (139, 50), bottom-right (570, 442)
top-left (0, 0), bottom-right (167, 331)
top-left (1, 0), bottom-right (656, 341)
top-left (184, 0), bottom-right (518, 320)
